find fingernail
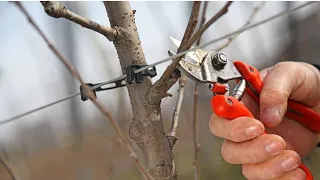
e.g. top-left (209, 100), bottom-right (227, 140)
top-left (265, 141), bottom-right (283, 155)
top-left (245, 124), bottom-right (262, 136)
top-left (281, 157), bottom-right (299, 170)
top-left (262, 107), bottom-right (280, 125)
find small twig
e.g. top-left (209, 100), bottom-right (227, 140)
top-left (40, 1), bottom-right (117, 41)
top-left (15, 2), bottom-right (153, 180)
top-left (186, 1), bottom-right (233, 49)
top-left (167, 2), bottom-right (201, 179)
top-left (0, 151), bottom-right (19, 180)
top-left (193, 2), bottom-right (208, 180)
top-left (196, 1), bottom-right (208, 46)
top-left (169, 76), bottom-right (187, 138)
top-left (148, 1), bottom-right (232, 103)
top-left (215, 2), bottom-right (266, 51)
top-left (148, 1), bottom-right (200, 104)
top-left (177, 2), bottom-right (201, 52)
top-left (193, 82), bottom-right (201, 180)
top-left (166, 1), bottom-right (201, 146)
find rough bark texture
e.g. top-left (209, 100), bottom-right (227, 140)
top-left (41, 1), bottom-right (117, 41)
top-left (103, 2), bottom-right (173, 179)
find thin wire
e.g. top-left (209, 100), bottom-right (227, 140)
top-left (0, 75), bottom-right (126, 124)
top-left (0, 92), bottom-right (80, 125)
top-left (1, 1), bottom-right (315, 124)
top-left (134, 1), bottom-right (316, 74)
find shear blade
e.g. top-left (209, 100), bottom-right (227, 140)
top-left (168, 50), bottom-right (204, 83)
top-left (169, 37), bottom-right (207, 64)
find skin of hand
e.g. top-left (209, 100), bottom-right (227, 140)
top-left (209, 61), bottom-right (320, 179)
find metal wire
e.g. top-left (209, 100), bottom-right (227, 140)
top-left (0, 75), bottom-right (126, 124)
top-left (1, 1), bottom-right (316, 124)
top-left (134, 1), bottom-right (316, 74)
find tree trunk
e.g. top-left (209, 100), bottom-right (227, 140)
top-left (103, 2), bottom-right (173, 179)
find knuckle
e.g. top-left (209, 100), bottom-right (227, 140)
top-left (221, 140), bottom-right (239, 164)
top-left (261, 89), bottom-right (288, 106)
top-left (274, 61), bottom-right (295, 70)
top-left (208, 118), bottom-right (216, 135)
top-left (208, 116), bottom-right (220, 136)
top-left (292, 64), bottom-right (307, 90)
top-left (242, 164), bottom-right (254, 179)
top-left (228, 121), bottom-right (244, 141)
top-left (221, 140), bottom-right (231, 162)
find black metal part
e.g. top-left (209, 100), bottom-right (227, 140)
top-left (126, 64), bottom-right (157, 84)
top-left (211, 53), bottom-right (227, 70)
top-left (80, 79), bottom-right (126, 101)
top-left (80, 65), bottom-right (157, 101)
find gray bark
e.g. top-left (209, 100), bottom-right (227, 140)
top-left (103, 2), bottom-right (173, 179)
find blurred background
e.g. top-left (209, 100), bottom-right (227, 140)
top-left (0, 1), bottom-right (320, 179)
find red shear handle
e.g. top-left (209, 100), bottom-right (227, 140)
top-left (211, 95), bottom-right (313, 180)
top-left (234, 61), bottom-right (320, 133)
top-left (211, 95), bottom-right (254, 119)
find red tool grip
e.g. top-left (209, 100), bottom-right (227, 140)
top-left (211, 95), bottom-right (254, 119)
top-left (234, 61), bottom-right (320, 133)
top-left (211, 95), bottom-right (313, 180)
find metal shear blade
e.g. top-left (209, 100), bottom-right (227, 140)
top-left (169, 37), bottom-right (243, 84)
top-left (170, 37), bottom-right (207, 64)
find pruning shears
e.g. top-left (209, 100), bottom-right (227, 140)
top-left (169, 37), bottom-right (320, 180)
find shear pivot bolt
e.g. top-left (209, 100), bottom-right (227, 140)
top-left (211, 53), bottom-right (227, 70)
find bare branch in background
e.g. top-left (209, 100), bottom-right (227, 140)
top-left (0, 151), bottom-right (19, 180)
top-left (193, 2), bottom-right (208, 180)
top-left (167, 3), bottom-right (201, 179)
top-left (148, 1), bottom-right (232, 103)
top-left (40, 1), bottom-right (117, 41)
top-left (15, 2), bottom-right (85, 84)
top-left (186, 1), bottom-right (233, 49)
top-left (169, 77), bottom-right (187, 138)
top-left (215, 2), bottom-right (266, 51)
top-left (167, 1), bottom-right (201, 145)
top-left (15, 2), bottom-right (153, 180)
top-left (177, 2), bottom-right (201, 53)
top-left (193, 82), bottom-right (201, 180)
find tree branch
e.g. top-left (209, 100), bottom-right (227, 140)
top-left (103, 2), bottom-right (174, 179)
top-left (193, 82), bottom-right (201, 180)
top-left (148, 1), bottom-right (232, 104)
top-left (215, 2), bottom-right (265, 51)
top-left (186, 1), bottom-right (233, 49)
top-left (166, 3), bottom-right (202, 179)
top-left (193, 2), bottom-right (208, 179)
top-left (40, 1), bottom-right (118, 41)
top-left (167, 1), bottom-right (201, 143)
top-left (0, 150), bottom-right (19, 180)
top-left (16, 2), bottom-right (153, 180)
top-left (168, 76), bottom-right (187, 138)
top-left (177, 2), bottom-right (201, 52)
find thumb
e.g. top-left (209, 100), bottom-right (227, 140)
top-left (259, 61), bottom-right (320, 127)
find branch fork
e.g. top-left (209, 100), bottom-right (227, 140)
top-left (40, 1), bottom-right (118, 41)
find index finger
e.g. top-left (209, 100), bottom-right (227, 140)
top-left (209, 114), bottom-right (265, 142)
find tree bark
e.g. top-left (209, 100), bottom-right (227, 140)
top-left (103, 2), bottom-right (173, 179)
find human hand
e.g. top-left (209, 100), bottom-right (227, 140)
top-left (209, 61), bottom-right (320, 179)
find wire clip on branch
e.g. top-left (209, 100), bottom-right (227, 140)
top-left (80, 79), bottom-right (126, 101)
top-left (80, 64), bottom-right (157, 101)
top-left (126, 65), bottom-right (157, 84)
